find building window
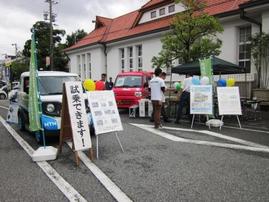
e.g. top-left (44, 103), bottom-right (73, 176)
top-left (128, 47), bottom-right (133, 71)
top-left (159, 8), bottom-right (165, 16)
top-left (151, 11), bottom-right (156, 19)
top-left (82, 54), bottom-right (86, 80)
top-left (168, 5), bottom-right (175, 13)
top-left (87, 53), bottom-right (91, 78)
top-left (77, 55), bottom-right (81, 78)
top-left (239, 26), bottom-right (251, 72)
top-left (120, 48), bottom-right (125, 72)
top-left (136, 45), bottom-right (143, 70)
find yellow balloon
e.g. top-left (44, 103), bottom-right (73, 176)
top-left (83, 79), bottom-right (96, 91)
top-left (227, 78), bottom-right (235, 87)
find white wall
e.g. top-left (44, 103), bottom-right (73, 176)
top-left (139, 3), bottom-right (184, 24)
top-left (106, 34), bottom-right (164, 80)
top-left (218, 18), bottom-right (260, 76)
top-left (67, 46), bottom-right (105, 81)
top-left (262, 10), bottom-right (269, 32)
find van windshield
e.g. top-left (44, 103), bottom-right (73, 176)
top-left (115, 76), bottom-right (142, 88)
top-left (39, 76), bottom-right (78, 95)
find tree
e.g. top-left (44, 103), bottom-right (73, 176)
top-left (250, 32), bottom-right (269, 89)
top-left (152, 0), bottom-right (223, 68)
top-left (10, 58), bottom-right (29, 81)
top-left (65, 29), bottom-right (87, 48)
top-left (22, 21), bottom-right (67, 71)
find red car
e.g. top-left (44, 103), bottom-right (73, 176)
top-left (113, 71), bottom-right (153, 108)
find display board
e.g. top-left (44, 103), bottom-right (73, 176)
top-left (6, 102), bottom-right (19, 124)
top-left (190, 85), bottom-right (213, 115)
top-left (217, 87), bottom-right (242, 115)
top-left (64, 81), bottom-right (92, 151)
top-left (87, 91), bottom-right (123, 135)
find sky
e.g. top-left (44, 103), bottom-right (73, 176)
top-left (0, 0), bottom-right (148, 59)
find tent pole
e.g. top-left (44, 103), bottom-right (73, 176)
top-left (168, 65), bottom-right (173, 118)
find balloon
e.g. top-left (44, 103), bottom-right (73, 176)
top-left (192, 77), bottom-right (200, 85)
top-left (95, 80), bottom-right (105, 90)
top-left (83, 79), bottom-right (95, 91)
top-left (174, 82), bottom-right (181, 91)
top-left (227, 78), bottom-right (235, 87)
top-left (200, 76), bottom-right (210, 85)
top-left (217, 79), bottom-right (226, 87)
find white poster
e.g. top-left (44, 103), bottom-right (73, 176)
top-left (217, 87), bottom-right (242, 115)
top-left (65, 81), bottom-right (92, 151)
top-left (190, 85), bottom-right (213, 115)
top-left (87, 91), bottom-right (123, 135)
top-left (6, 102), bottom-right (19, 124)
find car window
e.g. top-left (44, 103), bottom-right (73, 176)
top-left (114, 76), bottom-right (142, 88)
top-left (39, 76), bottom-right (78, 95)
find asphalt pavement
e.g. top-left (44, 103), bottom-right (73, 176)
top-left (1, 100), bottom-right (269, 202)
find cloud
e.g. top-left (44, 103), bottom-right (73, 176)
top-left (0, 0), bottom-right (148, 58)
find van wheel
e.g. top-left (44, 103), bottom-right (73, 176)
top-left (0, 94), bottom-right (6, 100)
top-left (18, 113), bottom-right (25, 131)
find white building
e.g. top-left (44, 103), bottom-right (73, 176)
top-left (65, 0), bottom-right (269, 90)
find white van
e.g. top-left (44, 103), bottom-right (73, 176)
top-left (18, 71), bottom-right (79, 142)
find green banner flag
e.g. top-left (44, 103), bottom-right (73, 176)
top-left (28, 33), bottom-right (42, 132)
top-left (199, 57), bottom-right (213, 84)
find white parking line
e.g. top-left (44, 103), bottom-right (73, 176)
top-left (179, 119), bottom-right (269, 134)
top-left (66, 142), bottom-right (133, 202)
top-left (223, 125), bottom-right (269, 134)
top-left (131, 123), bottom-right (269, 153)
top-left (0, 105), bottom-right (9, 110)
top-left (158, 125), bottom-right (268, 148)
top-left (0, 116), bottom-right (88, 202)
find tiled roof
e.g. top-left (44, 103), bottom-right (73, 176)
top-left (65, 0), bottom-right (250, 52)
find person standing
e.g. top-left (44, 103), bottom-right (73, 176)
top-left (150, 72), bottom-right (171, 122)
top-left (107, 77), bottom-right (114, 90)
top-left (149, 68), bottom-right (165, 129)
top-left (100, 73), bottom-right (110, 90)
top-left (175, 74), bottom-right (192, 124)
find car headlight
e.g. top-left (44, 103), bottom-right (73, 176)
top-left (134, 91), bottom-right (142, 97)
top-left (46, 103), bottom-right (55, 113)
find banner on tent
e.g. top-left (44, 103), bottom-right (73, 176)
top-left (217, 87), bottom-right (242, 115)
top-left (190, 85), bottom-right (213, 115)
top-left (86, 91), bottom-right (123, 135)
top-left (199, 57), bottom-right (213, 84)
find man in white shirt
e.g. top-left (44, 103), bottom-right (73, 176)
top-left (175, 74), bottom-right (192, 124)
top-left (149, 68), bottom-right (165, 129)
top-left (150, 72), bottom-right (171, 123)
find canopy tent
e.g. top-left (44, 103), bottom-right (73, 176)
top-left (171, 56), bottom-right (244, 75)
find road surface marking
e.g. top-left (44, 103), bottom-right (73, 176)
top-left (222, 125), bottom-right (269, 134)
top-left (0, 116), bottom-right (88, 202)
top-left (179, 119), bottom-right (269, 134)
top-left (159, 125), bottom-right (268, 148)
top-left (0, 104), bottom-right (132, 202)
top-left (131, 123), bottom-right (269, 153)
top-left (66, 142), bottom-right (133, 202)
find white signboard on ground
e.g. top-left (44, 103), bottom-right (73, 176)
top-left (87, 91), bottom-right (123, 135)
top-left (190, 85), bottom-right (213, 114)
top-left (6, 102), bottom-right (19, 124)
top-left (217, 87), bottom-right (242, 115)
top-left (65, 81), bottom-right (92, 151)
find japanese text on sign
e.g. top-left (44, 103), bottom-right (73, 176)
top-left (65, 81), bottom-right (92, 151)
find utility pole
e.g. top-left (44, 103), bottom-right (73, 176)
top-left (44, 0), bottom-right (58, 71)
top-left (12, 43), bottom-right (18, 57)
